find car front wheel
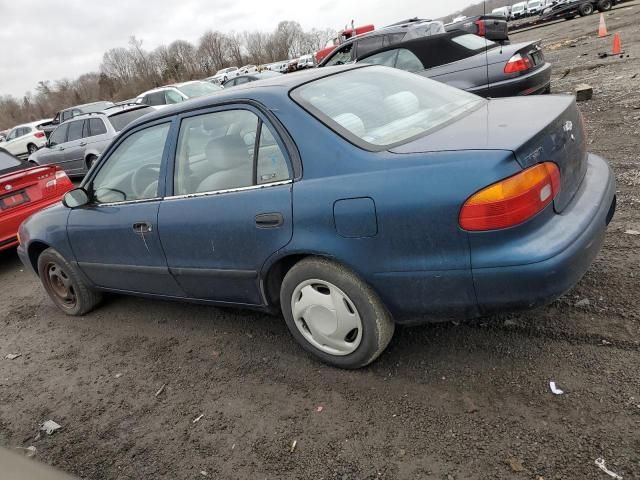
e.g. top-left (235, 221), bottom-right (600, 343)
top-left (37, 247), bottom-right (102, 316)
top-left (280, 257), bottom-right (395, 369)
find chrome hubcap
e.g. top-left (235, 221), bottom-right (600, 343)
top-left (291, 279), bottom-right (362, 356)
top-left (46, 263), bottom-right (77, 308)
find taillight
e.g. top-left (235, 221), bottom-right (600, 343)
top-left (459, 162), bottom-right (561, 231)
top-left (475, 19), bottom-right (486, 36)
top-left (45, 167), bottom-right (72, 193)
top-left (504, 53), bottom-right (532, 73)
top-left (34, 131), bottom-right (45, 138)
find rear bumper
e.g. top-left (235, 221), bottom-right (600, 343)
top-left (471, 153), bottom-right (615, 313)
top-left (472, 62), bottom-right (552, 97)
top-left (1, 197), bottom-right (63, 253)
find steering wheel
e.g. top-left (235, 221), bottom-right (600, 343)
top-left (131, 163), bottom-right (161, 199)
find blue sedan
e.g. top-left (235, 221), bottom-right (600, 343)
top-left (17, 65), bottom-right (616, 368)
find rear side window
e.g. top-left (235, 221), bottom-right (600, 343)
top-left (61, 110), bottom-right (73, 122)
top-left (144, 92), bottom-right (166, 106)
top-left (173, 109), bottom-right (289, 195)
top-left (395, 49), bottom-right (424, 72)
top-left (165, 90), bottom-right (183, 104)
top-left (384, 33), bottom-right (406, 46)
top-left (362, 50), bottom-right (397, 67)
top-left (89, 118), bottom-right (108, 136)
top-left (0, 149), bottom-right (21, 172)
top-left (292, 66), bottom-right (484, 149)
top-left (107, 107), bottom-right (152, 132)
top-left (357, 36), bottom-right (384, 57)
top-left (67, 120), bottom-right (85, 142)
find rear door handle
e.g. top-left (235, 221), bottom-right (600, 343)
top-left (57, 146), bottom-right (65, 151)
top-left (255, 212), bottom-right (284, 228)
top-left (79, 142), bottom-right (87, 146)
top-left (132, 222), bottom-right (152, 234)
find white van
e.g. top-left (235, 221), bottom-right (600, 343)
top-left (492, 6), bottom-right (512, 18)
top-left (527, 0), bottom-right (544, 14)
top-left (511, 1), bottom-right (529, 18)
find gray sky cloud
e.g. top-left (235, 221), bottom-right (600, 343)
top-left (0, 0), bottom-right (472, 98)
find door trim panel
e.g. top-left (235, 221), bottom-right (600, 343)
top-left (169, 267), bottom-right (257, 278)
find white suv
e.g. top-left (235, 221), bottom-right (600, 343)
top-left (0, 120), bottom-right (50, 158)
top-left (136, 81), bottom-right (222, 108)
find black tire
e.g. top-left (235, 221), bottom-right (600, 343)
top-left (86, 154), bottom-right (97, 170)
top-left (37, 247), bottom-right (102, 316)
top-left (280, 257), bottom-right (395, 369)
top-left (597, 0), bottom-right (612, 10)
top-left (27, 143), bottom-right (38, 155)
top-left (579, 3), bottom-right (594, 15)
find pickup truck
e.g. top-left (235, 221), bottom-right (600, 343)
top-left (540, 0), bottom-right (617, 20)
top-left (445, 14), bottom-right (509, 42)
top-left (38, 101), bottom-right (114, 138)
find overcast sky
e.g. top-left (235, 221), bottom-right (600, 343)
top-left (0, 0), bottom-right (473, 98)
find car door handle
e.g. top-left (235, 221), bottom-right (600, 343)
top-left (132, 222), bottom-right (153, 234)
top-left (57, 146), bottom-right (65, 151)
top-left (255, 213), bottom-right (284, 228)
top-left (79, 142), bottom-right (87, 146)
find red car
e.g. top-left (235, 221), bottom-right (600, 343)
top-left (0, 147), bottom-right (73, 251)
top-left (315, 24), bottom-right (375, 63)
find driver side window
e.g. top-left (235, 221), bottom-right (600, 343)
top-left (91, 123), bottom-right (170, 204)
top-left (324, 43), bottom-right (354, 66)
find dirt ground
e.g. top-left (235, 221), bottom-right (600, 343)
top-left (1, 5), bottom-right (640, 479)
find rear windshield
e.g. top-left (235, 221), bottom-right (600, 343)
top-left (291, 66), bottom-right (484, 149)
top-left (108, 107), bottom-right (153, 132)
top-left (451, 34), bottom-right (496, 51)
top-left (0, 149), bottom-right (21, 172)
top-left (178, 82), bottom-right (223, 98)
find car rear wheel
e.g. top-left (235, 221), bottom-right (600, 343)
top-left (579, 3), bottom-right (594, 15)
top-left (27, 143), bottom-right (38, 155)
top-left (597, 0), bottom-right (612, 11)
top-left (37, 248), bottom-right (102, 316)
top-left (280, 257), bottom-right (395, 369)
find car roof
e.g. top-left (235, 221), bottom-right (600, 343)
top-left (13, 119), bottom-right (51, 129)
top-left (129, 65), bottom-right (366, 126)
top-left (69, 104), bottom-right (151, 120)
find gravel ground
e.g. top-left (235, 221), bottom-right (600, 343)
top-left (1, 5), bottom-right (639, 478)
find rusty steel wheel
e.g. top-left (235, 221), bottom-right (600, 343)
top-left (37, 247), bottom-right (101, 316)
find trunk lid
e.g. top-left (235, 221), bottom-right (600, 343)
top-left (0, 164), bottom-right (65, 214)
top-left (390, 95), bottom-right (587, 212)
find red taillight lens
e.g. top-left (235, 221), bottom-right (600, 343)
top-left (504, 53), bottom-right (532, 73)
top-left (475, 19), bottom-right (486, 36)
top-left (459, 162), bottom-right (561, 231)
top-left (34, 131), bottom-right (45, 138)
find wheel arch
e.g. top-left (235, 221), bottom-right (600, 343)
top-left (261, 251), bottom-right (375, 310)
top-left (27, 240), bottom-right (50, 272)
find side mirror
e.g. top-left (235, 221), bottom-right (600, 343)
top-left (63, 188), bottom-right (90, 208)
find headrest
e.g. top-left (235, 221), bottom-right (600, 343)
top-left (384, 91), bottom-right (420, 119)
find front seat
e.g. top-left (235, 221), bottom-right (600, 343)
top-left (196, 135), bottom-right (252, 193)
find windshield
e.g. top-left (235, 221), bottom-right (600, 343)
top-left (108, 107), bottom-right (153, 132)
top-left (177, 82), bottom-right (223, 99)
top-left (292, 66), bottom-right (484, 149)
top-left (528, 0), bottom-right (541, 6)
top-left (513, 3), bottom-right (525, 11)
top-left (0, 149), bottom-right (21, 172)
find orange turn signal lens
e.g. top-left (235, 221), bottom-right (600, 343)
top-left (459, 162), bottom-right (561, 231)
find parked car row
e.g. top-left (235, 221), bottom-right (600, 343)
top-left (492, 0), bottom-right (617, 20)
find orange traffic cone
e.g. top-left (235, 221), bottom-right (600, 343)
top-left (598, 14), bottom-right (608, 37)
top-left (612, 32), bottom-right (622, 54)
